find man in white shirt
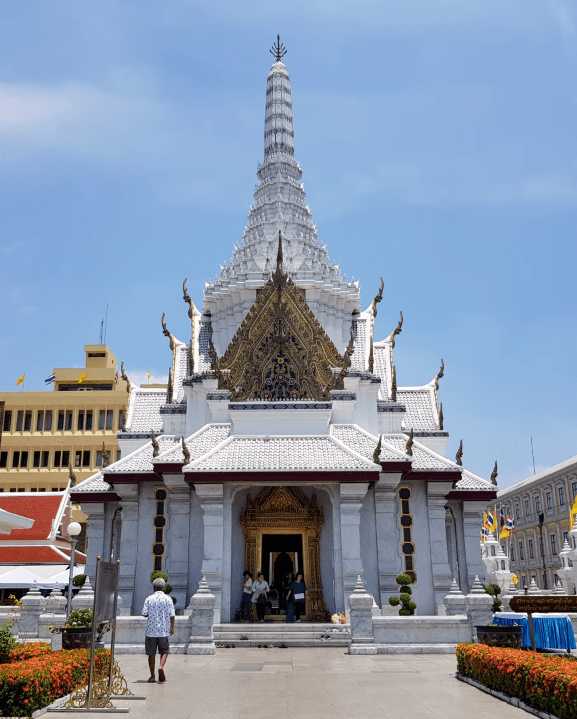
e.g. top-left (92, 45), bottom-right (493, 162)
top-left (142, 577), bottom-right (175, 683)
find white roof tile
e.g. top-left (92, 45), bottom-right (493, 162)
top-left (186, 435), bottom-right (377, 472)
top-left (331, 425), bottom-right (409, 462)
top-left (350, 318), bottom-right (367, 371)
top-left (373, 346), bottom-right (391, 399)
top-left (128, 390), bottom-right (168, 432)
top-left (381, 434), bottom-right (460, 472)
top-left (105, 435), bottom-right (178, 474)
top-left (154, 424), bottom-right (231, 465)
top-left (173, 344), bottom-right (190, 402)
top-left (196, 320), bottom-right (213, 373)
top-left (71, 471), bottom-right (112, 494)
top-left (397, 388), bottom-right (439, 431)
top-left (456, 470), bottom-right (494, 491)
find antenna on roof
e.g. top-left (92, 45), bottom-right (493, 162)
top-left (530, 436), bottom-right (536, 475)
top-left (99, 319), bottom-right (104, 344)
top-left (103, 304), bottom-right (108, 345)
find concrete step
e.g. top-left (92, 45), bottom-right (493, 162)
top-left (213, 622), bottom-right (351, 648)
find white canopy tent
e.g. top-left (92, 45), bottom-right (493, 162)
top-left (0, 564), bottom-right (85, 590)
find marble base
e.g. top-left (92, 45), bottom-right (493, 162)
top-left (349, 644), bottom-right (377, 655)
top-left (186, 643), bottom-right (216, 655)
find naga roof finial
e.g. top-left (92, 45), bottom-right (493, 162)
top-left (434, 358), bottom-right (445, 391)
top-left (455, 439), bottom-right (463, 467)
top-left (181, 437), bottom-right (191, 466)
top-left (370, 277), bottom-right (384, 319)
top-left (405, 428), bottom-right (414, 457)
top-left (151, 429), bottom-right (160, 458)
top-left (490, 460), bottom-right (498, 486)
top-left (372, 434), bottom-right (382, 465)
top-left (270, 34), bottom-right (287, 62)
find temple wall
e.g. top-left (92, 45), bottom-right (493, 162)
top-left (187, 488), bottom-right (204, 607)
top-left (403, 480), bottom-right (436, 616)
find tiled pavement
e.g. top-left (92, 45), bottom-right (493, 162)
top-left (52, 648), bottom-right (528, 719)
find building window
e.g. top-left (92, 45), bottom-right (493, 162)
top-left (54, 451), bottom-right (61, 468)
top-left (36, 411), bottom-right (44, 432)
top-left (96, 451), bottom-right (102, 467)
top-left (551, 534), bottom-right (558, 555)
top-left (20, 451), bottom-right (28, 468)
top-left (33, 451), bottom-right (41, 468)
top-left (529, 539), bottom-right (534, 559)
top-left (106, 410), bottom-right (113, 430)
top-left (511, 544), bottom-right (515, 561)
top-left (534, 496), bottom-right (541, 513)
top-left (515, 505), bottom-right (520, 520)
top-left (82, 451), bottom-right (90, 467)
top-left (559, 486), bottom-right (566, 506)
top-left (0, 452), bottom-right (7, 468)
top-left (16, 411), bottom-right (24, 431)
top-left (23, 412), bottom-right (32, 431)
top-left (525, 499), bottom-right (530, 516)
top-left (74, 451), bottom-right (82, 468)
top-left (65, 411), bottom-right (73, 431)
top-left (118, 410), bottom-right (124, 431)
top-left (86, 410), bottom-right (93, 431)
top-left (546, 492), bottom-right (552, 510)
top-left (116, 450), bottom-right (121, 462)
top-left (573, 482), bottom-right (577, 501)
top-left (77, 411), bottom-right (85, 431)
top-left (44, 410), bottom-right (53, 431)
top-left (62, 450), bottom-right (70, 467)
top-left (519, 542), bottom-right (524, 561)
top-left (41, 451), bottom-right (49, 468)
top-left (12, 451), bottom-right (20, 468)
top-left (99, 410), bottom-right (105, 430)
top-left (57, 411), bottom-right (64, 431)
top-left (3, 411), bottom-right (12, 432)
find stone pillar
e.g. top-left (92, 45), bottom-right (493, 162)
top-left (196, 483), bottom-right (224, 623)
top-left (39, 588), bottom-right (67, 640)
top-left (80, 502), bottom-right (106, 583)
top-left (465, 575), bottom-right (493, 640)
top-left (340, 483), bottom-right (370, 617)
top-left (115, 484), bottom-right (140, 615)
top-left (426, 482), bottom-right (454, 614)
top-left (443, 578), bottom-right (467, 616)
top-left (187, 576), bottom-right (216, 655)
top-left (450, 501), bottom-right (470, 594)
top-left (72, 576), bottom-right (95, 610)
top-left (462, 502), bottom-right (487, 590)
top-left (348, 576), bottom-right (376, 655)
top-left (19, 583), bottom-right (44, 641)
top-left (374, 473), bottom-right (402, 608)
top-left (164, 474), bottom-right (191, 611)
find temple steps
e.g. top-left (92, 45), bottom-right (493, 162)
top-left (213, 622), bottom-right (351, 648)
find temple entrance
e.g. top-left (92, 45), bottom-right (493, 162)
top-left (262, 533), bottom-right (303, 616)
top-left (240, 486), bottom-right (330, 621)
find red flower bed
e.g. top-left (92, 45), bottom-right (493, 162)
top-left (0, 648), bottom-right (110, 717)
top-left (457, 643), bottom-right (577, 719)
top-left (6, 643), bottom-right (52, 662)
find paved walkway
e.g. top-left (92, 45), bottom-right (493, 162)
top-left (55, 648), bottom-right (528, 719)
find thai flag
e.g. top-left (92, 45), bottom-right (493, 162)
top-left (486, 509), bottom-right (495, 528)
top-left (45, 373), bottom-right (55, 385)
top-left (500, 512), bottom-right (506, 528)
top-left (114, 371), bottom-right (119, 384)
top-left (506, 516), bottom-right (515, 532)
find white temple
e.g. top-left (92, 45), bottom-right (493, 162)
top-left (72, 43), bottom-right (496, 624)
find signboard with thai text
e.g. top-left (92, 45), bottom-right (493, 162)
top-left (509, 596), bottom-right (577, 614)
top-left (93, 561), bottom-right (119, 624)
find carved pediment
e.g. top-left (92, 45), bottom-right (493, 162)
top-left (241, 486), bottom-right (322, 526)
top-left (217, 232), bottom-right (351, 401)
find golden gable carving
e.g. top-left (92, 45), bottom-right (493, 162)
top-left (217, 232), bottom-right (352, 401)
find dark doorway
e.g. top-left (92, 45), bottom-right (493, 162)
top-left (261, 534), bottom-right (303, 595)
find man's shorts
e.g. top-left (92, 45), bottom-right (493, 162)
top-left (145, 636), bottom-right (170, 656)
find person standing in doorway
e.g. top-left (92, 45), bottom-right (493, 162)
top-left (142, 577), bottom-right (175, 683)
top-left (252, 572), bottom-right (269, 622)
top-left (287, 573), bottom-right (307, 623)
top-left (282, 571), bottom-right (294, 614)
top-left (241, 570), bottom-right (253, 622)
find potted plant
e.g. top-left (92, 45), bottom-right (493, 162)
top-left (62, 608), bottom-right (111, 650)
top-left (475, 622), bottom-right (523, 649)
top-left (388, 574), bottom-right (417, 615)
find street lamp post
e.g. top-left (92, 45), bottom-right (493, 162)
top-left (66, 521), bottom-right (82, 618)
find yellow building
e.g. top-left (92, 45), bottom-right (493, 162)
top-left (0, 345), bottom-right (129, 493)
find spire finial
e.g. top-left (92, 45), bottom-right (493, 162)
top-left (270, 34), bottom-right (287, 62)
top-left (276, 230), bottom-right (283, 273)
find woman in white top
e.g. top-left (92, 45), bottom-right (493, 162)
top-left (241, 570), bottom-right (253, 622)
top-left (252, 572), bottom-right (270, 623)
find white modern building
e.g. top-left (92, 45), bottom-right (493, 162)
top-left (497, 456), bottom-right (577, 592)
top-left (72, 44), bottom-right (496, 623)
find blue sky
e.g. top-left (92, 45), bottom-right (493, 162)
top-left (1, 0), bottom-right (576, 488)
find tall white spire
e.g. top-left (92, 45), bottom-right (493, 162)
top-left (203, 43), bottom-right (361, 355)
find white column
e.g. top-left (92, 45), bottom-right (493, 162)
top-left (374, 473), bottom-right (402, 608)
top-left (115, 484), bottom-right (140, 615)
top-left (164, 474), bottom-right (191, 611)
top-left (79, 502), bottom-right (106, 584)
top-left (462, 501), bottom-right (488, 589)
top-left (339, 483), bottom-right (370, 616)
top-left (426, 482), bottom-right (454, 614)
top-left (195, 483), bottom-right (224, 623)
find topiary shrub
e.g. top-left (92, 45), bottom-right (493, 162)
top-left (388, 573), bottom-right (417, 616)
top-left (150, 571), bottom-right (172, 594)
top-left (482, 583), bottom-right (502, 612)
top-left (72, 574), bottom-right (86, 587)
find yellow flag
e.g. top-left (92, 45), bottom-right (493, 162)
top-left (513, 573), bottom-right (518, 586)
top-left (499, 527), bottom-right (510, 540)
top-left (78, 372), bottom-right (87, 384)
top-left (16, 374), bottom-right (25, 386)
top-left (570, 495), bottom-right (577, 529)
top-left (146, 373), bottom-right (151, 380)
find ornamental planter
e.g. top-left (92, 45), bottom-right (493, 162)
top-left (62, 627), bottom-right (93, 650)
top-left (475, 625), bottom-right (522, 649)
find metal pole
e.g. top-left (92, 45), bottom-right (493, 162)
top-left (86, 556), bottom-right (101, 709)
top-left (108, 560), bottom-right (120, 696)
top-left (538, 514), bottom-right (547, 591)
top-left (527, 611), bottom-right (537, 651)
top-left (66, 537), bottom-right (77, 618)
